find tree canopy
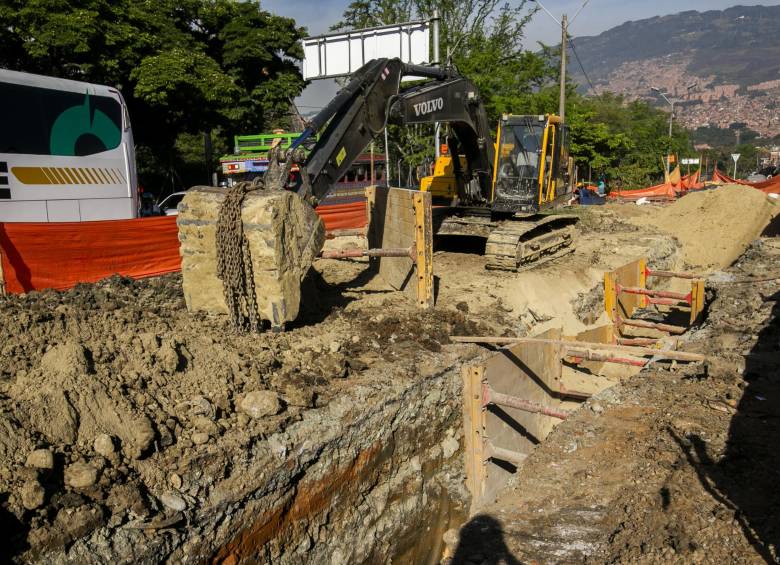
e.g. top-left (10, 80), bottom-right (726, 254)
top-left (0, 0), bottom-right (306, 192)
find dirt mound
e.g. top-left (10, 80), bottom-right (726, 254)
top-left (646, 184), bottom-right (776, 270)
top-left (0, 270), bottom-right (487, 561)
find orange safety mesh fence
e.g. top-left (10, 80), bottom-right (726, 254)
top-left (0, 216), bottom-right (182, 294)
top-left (315, 200), bottom-right (368, 231)
top-left (608, 169), bottom-right (704, 201)
top-left (0, 199), bottom-right (370, 294)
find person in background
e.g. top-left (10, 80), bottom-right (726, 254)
top-left (597, 173), bottom-right (607, 196)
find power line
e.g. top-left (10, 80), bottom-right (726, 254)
top-left (568, 37), bottom-right (598, 96)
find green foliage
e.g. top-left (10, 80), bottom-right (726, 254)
top-left (566, 95), bottom-right (691, 187)
top-left (0, 0), bottom-right (306, 193)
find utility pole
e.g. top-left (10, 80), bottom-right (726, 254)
top-left (559, 14), bottom-right (568, 123)
top-left (432, 10), bottom-right (441, 159)
top-left (532, 1), bottom-right (590, 123)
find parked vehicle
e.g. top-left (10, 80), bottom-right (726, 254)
top-left (0, 69), bottom-right (138, 222)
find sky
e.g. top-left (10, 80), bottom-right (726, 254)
top-left (262, 0), bottom-right (780, 110)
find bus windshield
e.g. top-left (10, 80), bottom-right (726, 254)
top-left (497, 121), bottom-right (544, 181)
top-left (0, 82), bottom-right (123, 157)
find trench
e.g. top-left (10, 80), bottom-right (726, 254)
top-left (205, 361), bottom-right (474, 565)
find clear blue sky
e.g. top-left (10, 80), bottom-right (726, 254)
top-left (261, 1), bottom-right (780, 109)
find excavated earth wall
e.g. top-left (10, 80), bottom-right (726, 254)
top-left (0, 271), bottom-right (488, 564)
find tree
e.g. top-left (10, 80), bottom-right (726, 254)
top-left (0, 0), bottom-right (306, 192)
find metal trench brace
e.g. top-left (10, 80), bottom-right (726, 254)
top-left (604, 258), bottom-right (706, 340)
top-left (319, 246), bottom-right (416, 261)
top-left (454, 331), bottom-right (707, 507)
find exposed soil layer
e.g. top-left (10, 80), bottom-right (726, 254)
top-left (2, 196), bottom-right (754, 563)
top-left (448, 238), bottom-right (780, 564)
top-left (0, 264), bottom-right (489, 563)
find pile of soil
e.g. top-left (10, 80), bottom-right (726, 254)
top-left (0, 268), bottom-right (487, 561)
top-left (645, 184), bottom-right (777, 270)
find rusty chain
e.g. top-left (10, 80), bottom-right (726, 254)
top-left (215, 178), bottom-right (263, 333)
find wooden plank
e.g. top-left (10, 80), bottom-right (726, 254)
top-left (480, 328), bottom-right (563, 504)
top-left (462, 365), bottom-right (486, 506)
top-left (413, 192), bottom-right (434, 309)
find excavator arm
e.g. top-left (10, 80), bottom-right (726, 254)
top-left (287, 58), bottom-right (495, 205)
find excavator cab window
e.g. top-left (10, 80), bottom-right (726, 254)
top-left (497, 121), bottom-right (544, 182)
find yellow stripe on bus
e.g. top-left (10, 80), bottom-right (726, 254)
top-left (12, 166), bottom-right (120, 185)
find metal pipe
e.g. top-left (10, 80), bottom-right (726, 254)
top-left (648, 297), bottom-right (689, 307)
top-left (320, 246), bottom-right (414, 260)
top-left (566, 348), bottom-right (647, 368)
top-left (484, 442), bottom-right (528, 466)
top-left (482, 384), bottom-right (569, 420)
top-left (616, 337), bottom-right (662, 347)
top-left (448, 336), bottom-right (705, 362)
top-left (618, 318), bottom-right (687, 335)
top-left (615, 283), bottom-right (691, 304)
top-left (645, 268), bottom-right (702, 280)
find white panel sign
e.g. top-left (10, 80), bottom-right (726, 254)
top-left (681, 158), bottom-right (700, 165)
top-left (303, 21), bottom-right (430, 80)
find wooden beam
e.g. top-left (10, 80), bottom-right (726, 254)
top-left (449, 335), bottom-right (706, 362)
top-left (413, 192), bottom-right (434, 309)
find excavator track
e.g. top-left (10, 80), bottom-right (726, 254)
top-left (484, 215), bottom-right (579, 272)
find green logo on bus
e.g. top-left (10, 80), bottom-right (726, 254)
top-left (49, 93), bottom-right (121, 156)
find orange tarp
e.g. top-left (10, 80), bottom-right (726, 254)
top-left (0, 198), bottom-right (370, 294)
top-left (712, 168), bottom-right (780, 194)
top-left (315, 200), bottom-right (368, 231)
top-left (0, 216), bottom-right (182, 294)
top-left (608, 169), bottom-right (704, 201)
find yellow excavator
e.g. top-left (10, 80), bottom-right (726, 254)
top-left (420, 114), bottom-right (576, 270)
top-left (283, 58), bottom-right (577, 272)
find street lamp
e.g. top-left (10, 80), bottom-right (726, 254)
top-left (651, 87), bottom-right (676, 138)
top-left (530, 0), bottom-right (591, 123)
top-left (652, 87), bottom-right (678, 177)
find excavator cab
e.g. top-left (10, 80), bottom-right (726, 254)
top-left (491, 114), bottom-right (571, 215)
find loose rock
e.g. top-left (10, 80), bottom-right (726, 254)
top-left (64, 462), bottom-right (99, 489)
top-left (240, 390), bottom-right (281, 419)
top-left (20, 480), bottom-right (45, 510)
top-left (159, 492), bottom-right (187, 512)
top-left (25, 449), bottom-right (54, 470)
top-left (93, 434), bottom-right (116, 458)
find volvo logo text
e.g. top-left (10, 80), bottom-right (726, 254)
top-left (413, 97), bottom-right (444, 117)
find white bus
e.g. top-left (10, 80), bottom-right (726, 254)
top-left (0, 69), bottom-right (138, 222)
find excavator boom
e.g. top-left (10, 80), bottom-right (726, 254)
top-left (285, 58), bottom-right (494, 206)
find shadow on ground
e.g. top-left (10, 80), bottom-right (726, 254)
top-left (676, 288), bottom-right (780, 563)
top-left (450, 514), bottom-right (520, 565)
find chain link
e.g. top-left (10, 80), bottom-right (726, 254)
top-left (215, 145), bottom-right (306, 332)
top-left (215, 178), bottom-right (263, 332)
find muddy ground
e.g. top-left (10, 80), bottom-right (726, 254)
top-left (0, 188), bottom-right (777, 562)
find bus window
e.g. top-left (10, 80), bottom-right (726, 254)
top-left (0, 82), bottom-right (122, 157)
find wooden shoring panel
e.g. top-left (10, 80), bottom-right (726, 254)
top-left (365, 186), bottom-right (434, 309)
top-left (479, 328), bottom-right (563, 505)
top-left (605, 258), bottom-right (647, 322)
top-left (568, 324), bottom-right (614, 345)
top-left (690, 279), bottom-right (706, 325)
top-left (461, 365), bottom-right (486, 508)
